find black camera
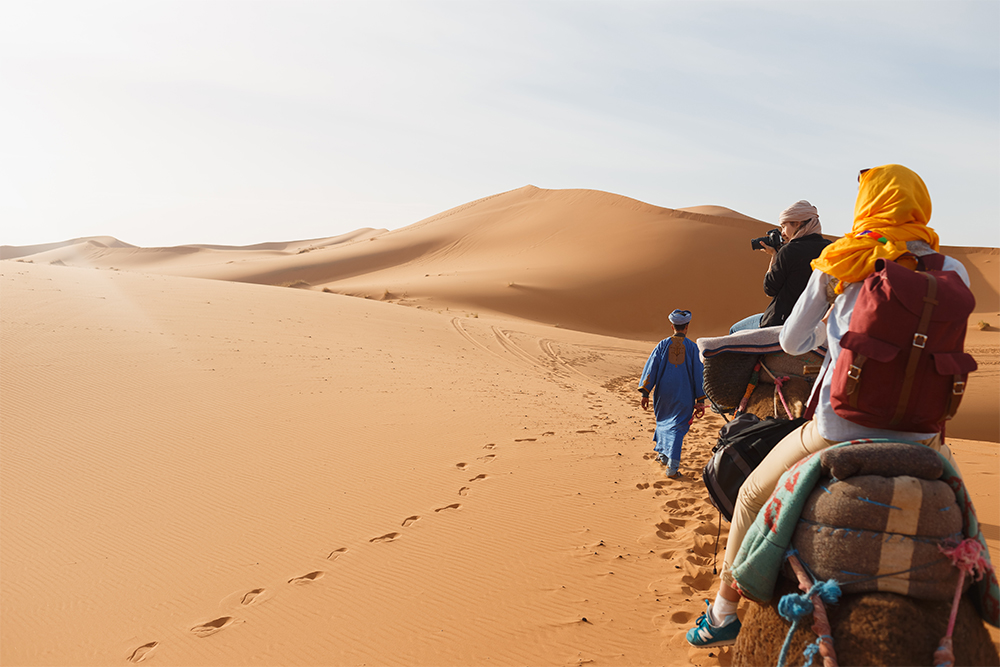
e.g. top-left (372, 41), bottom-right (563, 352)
top-left (751, 228), bottom-right (784, 251)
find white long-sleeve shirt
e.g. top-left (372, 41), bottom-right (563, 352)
top-left (779, 256), bottom-right (970, 443)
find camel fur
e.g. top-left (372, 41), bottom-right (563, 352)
top-left (734, 576), bottom-right (1000, 667)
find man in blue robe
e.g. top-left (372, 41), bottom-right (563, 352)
top-left (638, 309), bottom-right (706, 478)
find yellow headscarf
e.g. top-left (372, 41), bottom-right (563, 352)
top-left (811, 164), bottom-right (940, 293)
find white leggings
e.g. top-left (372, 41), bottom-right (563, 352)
top-left (719, 419), bottom-right (954, 586)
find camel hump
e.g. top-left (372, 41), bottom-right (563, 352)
top-left (796, 444), bottom-right (962, 601)
top-left (820, 441), bottom-right (943, 480)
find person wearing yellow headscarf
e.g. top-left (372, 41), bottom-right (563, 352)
top-left (812, 164), bottom-right (941, 293)
top-left (687, 164), bottom-right (972, 651)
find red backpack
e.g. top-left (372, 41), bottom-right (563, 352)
top-left (831, 253), bottom-right (977, 433)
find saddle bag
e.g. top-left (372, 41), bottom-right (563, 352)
top-left (831, 253), bottom-right (977, 433)
top-left (703, 415), bottom-right (806, 521)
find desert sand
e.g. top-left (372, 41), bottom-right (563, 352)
top-left (1, 186), bottom-right (997, 666)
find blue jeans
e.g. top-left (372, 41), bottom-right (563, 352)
top-left (729, 313), bottom-right (763, 334)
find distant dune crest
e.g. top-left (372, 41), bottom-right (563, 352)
top-left (2, 186), bottom-right (996, 342)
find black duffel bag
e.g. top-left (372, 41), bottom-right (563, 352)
top-left (703, 414), bottom-right (806, 521)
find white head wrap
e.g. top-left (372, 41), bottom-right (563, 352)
top-left (779, 200), bottom-right (822, 239)
top-left (668, 309), bottom-right (692, 325)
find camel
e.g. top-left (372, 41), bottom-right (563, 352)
top-left (729, 442), bottom-right (1000, 666)
top-left (699, 330), bottom-right (822, 420)
top-left (696, 331), bottom-right (1000, 665)
top-left (734, 579), bottom-right (999, 666)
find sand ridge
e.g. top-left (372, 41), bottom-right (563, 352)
top-left (2, 187), bottom-right (998, 665)
top-left (7, 186), bottom-right (996, 440)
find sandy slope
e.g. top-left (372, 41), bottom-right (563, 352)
top-left (1, 261), bottom-right (997, 666)
top-left (6, 187), bottom-right (997, 440)
top-left (2, 187), bottom-right (998, 665)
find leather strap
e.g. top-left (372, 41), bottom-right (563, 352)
top-left (845, 354), bottom-right (867, 407)
top-left (804, 360), bottom-right (829, 420)
top-left (943, 378), bottom-right (966, 421)
top-left (890, 272), bottom-right (938, 428)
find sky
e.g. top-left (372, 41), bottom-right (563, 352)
top-left (2, 0), bottom-right (998, 249)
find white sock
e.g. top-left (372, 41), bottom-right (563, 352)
top-left (709, 593), bottom-right (738, 626)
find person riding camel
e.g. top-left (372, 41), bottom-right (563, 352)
top-left (687, 164), bottom-right (972, 648)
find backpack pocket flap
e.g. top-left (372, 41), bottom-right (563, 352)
top-left (840, 331), bottom-right (899, 363)
top-left (932, 352), bottom-right (978, 376)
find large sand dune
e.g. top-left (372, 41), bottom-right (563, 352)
top-left (2, 187), bottom-right (998, 665)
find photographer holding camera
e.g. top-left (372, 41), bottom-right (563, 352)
top-left (729, 200), bottom-right (830, 333)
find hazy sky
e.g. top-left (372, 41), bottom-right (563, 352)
top-left (2, 0), bottom-right (998, 248)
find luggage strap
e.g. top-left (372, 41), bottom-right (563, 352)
top-left (736, 360), bottom-right (763, 414)
top-left (889, 271), bottom-right (938, 428)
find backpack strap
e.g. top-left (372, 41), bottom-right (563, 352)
top-left (889, 271), bottom-right (939, 428)
top-left (943, 378), bottom-right (967, 422)
top-left (916, 252), bottom-right (946, 272)
top-left (804, 359), bottom-right (829, 420)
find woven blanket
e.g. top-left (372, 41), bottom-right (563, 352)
top-left (697, 327), bottom-right (827, 362)
top-left (730, 440), bottom-right (1000, 628)
top-left (697, 327), bottom-right (785, 361)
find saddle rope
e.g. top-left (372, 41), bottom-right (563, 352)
top-left (777, 552), bottom-right (841, 667)
top-left (759, 360), bottom-right (794, 419)
top-left (736, 361), bottom-right (762, 414)
top-left (934, 538), bottom-right (994, 667)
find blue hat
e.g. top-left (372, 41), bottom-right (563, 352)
top-left (669, 309), bottom-right (692, 325)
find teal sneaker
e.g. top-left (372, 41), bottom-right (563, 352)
top-left (686, 599), bottom-right (741, 648)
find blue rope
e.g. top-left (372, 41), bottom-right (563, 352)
top-left (776, 580), bottom-right (841, 667)
top-left (857, 496), bottom-right (902, 510)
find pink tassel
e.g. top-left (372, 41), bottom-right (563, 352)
top-left (934, 539), bottom-right (994, 667)
top-left (939, 538), bottom-right (991, 582)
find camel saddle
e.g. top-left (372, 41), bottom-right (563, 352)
top-left (730, 440), bottom-right (1000, 628)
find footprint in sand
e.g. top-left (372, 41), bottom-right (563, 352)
top-left (478, 454), bottom-right (496, 462)
top-left (682, 570), bottom-right (715, 592)
top-left (468, 473), bottom-right (488, 482)
top-left (655, 521), bottom-right (680, 538)
top-left (240, 588), bottom-right (266, 606)
top-left (693, 522), bottom-right (719, 536)
top-left (288, 571), bottom-right (324, 585)
top-left (370, 532), bottom-right (400, 543)
top-left (542, 431), bottom-right (555, 436)
top-left (127, 642), bottom-right (158, 663)
top-left (191, 616), bottom-right (234, 637)
top-left (670, 610), bottom-right (693, 624)
top-left (458, 487), bottom-right (470, 496)
top-left (402, 515), bottom-right (420, 527)
top-left (327, 547), bottom-right (348, 560)
top-left (664, 498), bottom-right (692, 511)
top-left (435, 503), bottom-right (461, 512)
top-left (455, 462), bottom-right (468, 469)
top-left (576, 430), bottom-right (596, 434)
top-left (636, 482), bottom-right (650, 490)
top-left (514, 438), bottom-right (536, 442)
top-left (483, 443), bottom-right (497, 450)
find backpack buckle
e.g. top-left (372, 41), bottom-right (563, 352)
top-left (913, 333), bottom-right (927, 348)
top-left (847, 365), bottom-right (862, 380)
top-left (953, 381), bottom-right (965, 395)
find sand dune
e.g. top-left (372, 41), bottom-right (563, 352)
top-left (7, 186), bottom-right (997, 439)
top-left (2, 187), bottom-right (998, 665)
top-left (0, 235), bottom-right (137, 260)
